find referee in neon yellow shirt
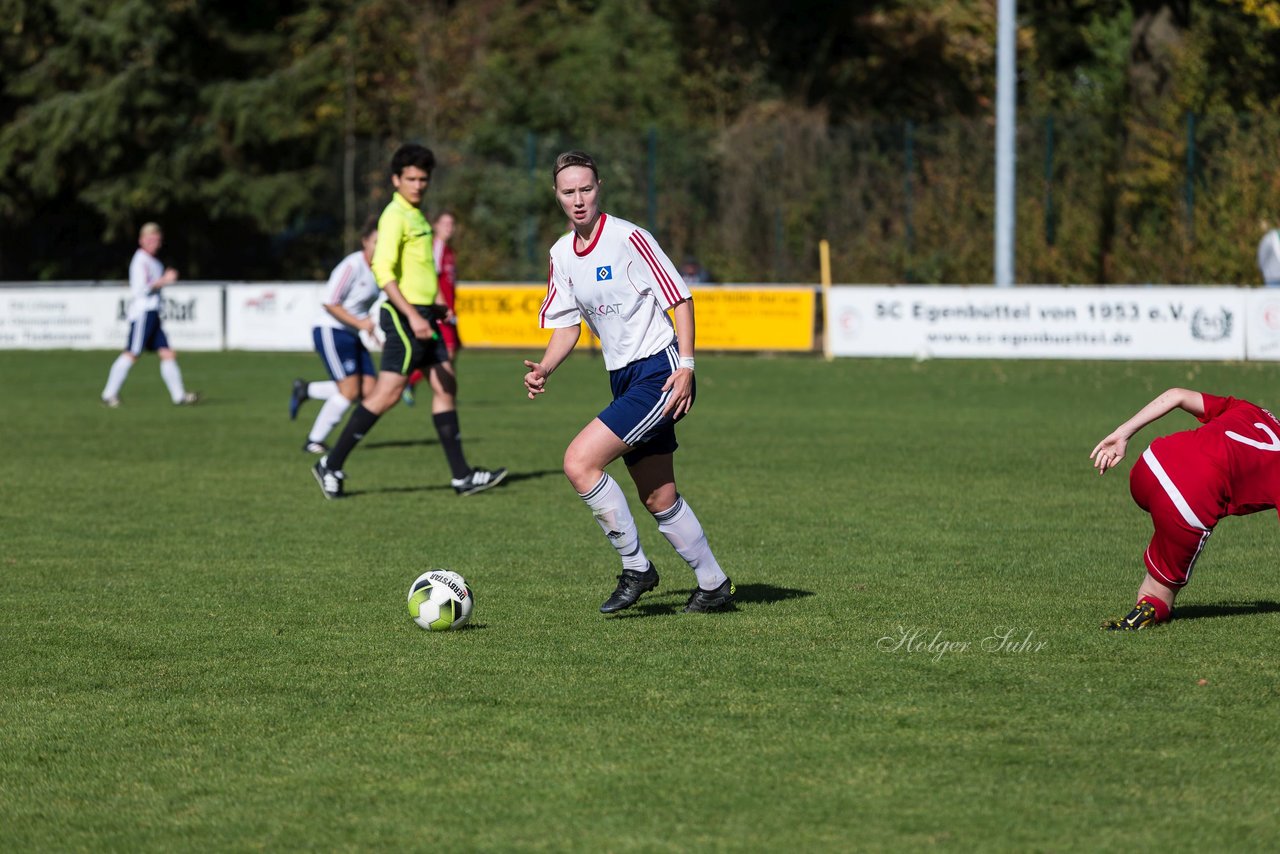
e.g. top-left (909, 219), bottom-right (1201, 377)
top-left (313, 144), bottom-right (506, 499)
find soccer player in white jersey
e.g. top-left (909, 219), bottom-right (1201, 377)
top-left (523, 150), bottom-right (733, 614)
top-left (100, 222), bottom-right (199, 407)
top-left (290, 218), bottom-right (382, 454)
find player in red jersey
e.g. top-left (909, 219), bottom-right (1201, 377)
top-left (1091, 387), bottom-right (1280, 629)
top-left (403, 211), bottom-right (460, 404)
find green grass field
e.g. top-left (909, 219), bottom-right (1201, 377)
top-left (4, 350), bottom-right (1280, 851)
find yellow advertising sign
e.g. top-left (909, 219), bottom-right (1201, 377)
top-left (687, 286), bottom-right (814, 351)
top-left (454, 284), bottom-right (815, 352)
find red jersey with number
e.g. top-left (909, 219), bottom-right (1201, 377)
top-left (1147, 393), bottom-right (1280, 524)
top-left (433, 239), bottom-right (456, 310)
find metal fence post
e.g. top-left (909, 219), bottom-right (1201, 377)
top-left (904, 120), bottom-right (915, 282)
top-left (526, 131), bottom-right (538, 273)
top-left (1044, 114), bottom-right (1055, 247)
top-left (1185, 111), bottom-right (1196, 246)
top-left (647, 127), bottom-right (658, 237)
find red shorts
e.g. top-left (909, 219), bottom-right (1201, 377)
top-left (1129, 448), bottom-right (1215, 588)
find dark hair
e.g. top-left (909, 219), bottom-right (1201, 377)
top-left (359, 214), bottom-right (379, 239)
top-left (552, 150), bottom-right (599, 183)
top-left (390, 143), bottom-right (435, 178)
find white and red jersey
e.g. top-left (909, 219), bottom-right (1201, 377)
top-left (316, 251), bottom-right (380, 332)
top-left (1146, 393), bottom-right (1280, 525)
top-left (434, 238), bottom-right (457, 310)
top-left (127, 249), bottom-right (164, 320)
top-left (539, 214), bottom-right (691, 371)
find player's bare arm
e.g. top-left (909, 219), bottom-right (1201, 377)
top-left (149, 268), bottom-right (178, 291)
top-left (1091, 388), bottom-right (1205, 475)
top-left (661, 298), bottom-right (696, 419)
top-left (323, 303), bottom-right (376, 333)
top-left (524, 326), bottom-right (581, 399)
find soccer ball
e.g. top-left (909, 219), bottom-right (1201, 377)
top-left (407, 569), bottom-right (474, 631)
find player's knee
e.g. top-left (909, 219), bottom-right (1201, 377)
top-left (561, 447), bottom-right (596, 490)
top-left (642, 488), bottom-right (678, 516)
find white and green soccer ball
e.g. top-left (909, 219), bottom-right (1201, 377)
top-left (407, 570), bottom-right (474, 631)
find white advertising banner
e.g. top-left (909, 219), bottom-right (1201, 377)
top-left (827, 286), bottom-right (1244, 360)
top-left (224, 283), bottom-right (324, 351)
top-left (1245, 289), bottom-right (1280, 361)
top-left (0, 286), bottom-right (223, 350)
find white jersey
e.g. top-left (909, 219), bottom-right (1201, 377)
top-left (1260, 229), bottom-right (1280, 286)
top-left (539, 214), bottom-right (691, 370)
top-left (316, 251), bottom-right (381, 332)
top-left (127, 249), bottom-right (164, 321)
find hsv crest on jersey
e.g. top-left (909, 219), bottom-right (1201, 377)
top-left (596, 266), bottom-right (612, 281)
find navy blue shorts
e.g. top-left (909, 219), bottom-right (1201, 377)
top-left (125, 311), bottom-right (169, 354)
top-left (379, 304), bottom-right (448, 376)
top-left (313, 326), bottom-right (375, 381)
top-left (599, 343), bottom-right (693, 466)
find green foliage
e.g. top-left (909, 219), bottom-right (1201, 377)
top-left (0, 0), bottom-right (342, 277)
top-left (2, 0), bottom-right (1280, 282)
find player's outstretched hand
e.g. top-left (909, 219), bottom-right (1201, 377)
top-left (1090, 433), bottom-right (1128, 475)
top-left (523, 360), bottom-right (548, 399)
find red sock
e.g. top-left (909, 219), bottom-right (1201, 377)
top-left (407, 369), bottom-right (424, 387)
top-left (1138, 595), bottom-right (1172, 622)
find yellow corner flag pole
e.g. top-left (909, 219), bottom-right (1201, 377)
top-left (819, 239), bottom-right (833, 362)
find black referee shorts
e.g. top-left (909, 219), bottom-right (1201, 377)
top-left (379, 303), bottom-right (449, 375)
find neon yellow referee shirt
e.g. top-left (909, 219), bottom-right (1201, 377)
top-left (371, 192), bottom-right (438, 305)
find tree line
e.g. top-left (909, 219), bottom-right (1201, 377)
top-left (1, 0), bottom-right (1277, 284)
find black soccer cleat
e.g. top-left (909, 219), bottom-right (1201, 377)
top-left (683, 577), bottom-right (736, 613)
top-left (312, 457), bottom-right (345, 500)
top-left (289, 378), bottom-right (307, 420)
top-left (600, 563), bottom-right (660, 613)
top-left (452, 466), bottom-right (508, 496)
top-left (302, 440), bottom-right (329, 455)
top-left (1101, 600), bottom-right (1163, 631)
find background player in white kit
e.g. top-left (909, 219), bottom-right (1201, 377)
top-left (100, 222), bottom-right (199, 407)
top-left (290, 218), bottom-right (382, 454)
top-left (523, 150), bottom-right (733, 614)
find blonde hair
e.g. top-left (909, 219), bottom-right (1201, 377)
top-left (139, 222), bottom-right (162, 239)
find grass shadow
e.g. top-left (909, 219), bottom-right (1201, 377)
top-left (1174, 600), bottom-right (1280, 622)
top-left (733, 583), bottom-right (816, 605)
top-left (606, 582), bottom-right (815, 619)
top-left (345, 468), bottom-right (562, 497)
top-left (363, 438), bottom-right (436, 450)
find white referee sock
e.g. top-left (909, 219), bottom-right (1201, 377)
top-left (579, 473), bottom-right (650, 573)
top-left (654, 495), bottom-right (726, 590)
top-left (309, 395), bottom-right (352, 444)
top-left (102, 354), bottom-right (133, 399)
top-left (308, 381), bottom-right (338, 400)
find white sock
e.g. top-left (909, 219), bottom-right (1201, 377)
top-left (309, 395), bottom-right (352, 443)
top-left (160, 359), bottom-right (186, 402)
top-left (654, 495), bottom-right (726, 590)
top-left (102, 354), bottom-right (133, 399)
top-left (579, 473), bottom-right (649, 572)
top-left (308, 381), bottom-right (338, 400)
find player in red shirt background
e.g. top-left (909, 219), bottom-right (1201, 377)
top-left (1091, 388), bottom-right (1280, 629)
top-left (403, 210), bottom-right (460, 404)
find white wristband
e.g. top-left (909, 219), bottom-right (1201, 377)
top-left (679, 356), bottom-right (695, 371)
